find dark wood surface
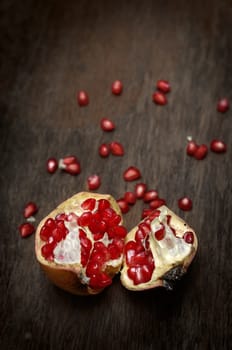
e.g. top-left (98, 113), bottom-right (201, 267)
top-left (1, 1), bottom-right (232, 349)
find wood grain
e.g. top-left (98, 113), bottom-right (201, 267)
top-left (0, 0), bottom-right (231, 349)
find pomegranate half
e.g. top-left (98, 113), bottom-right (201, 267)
top-left (35, 192), bottom-right (126, 295)
top-left (120, 205), bottom-right (198, 291)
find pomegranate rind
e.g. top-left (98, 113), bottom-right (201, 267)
top-left (35, 192), bottom-right (123, 295)
top-left (120, 205), bottom-right (198, 291)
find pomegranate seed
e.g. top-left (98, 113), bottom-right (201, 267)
top-left (217, 98), bottom-right (229, 113)
top-left (154, 226), bottom-right (165, 241)
top-left (124, 191), bottom-right (136, 205)
top-left (110, 141), bottom-right (124, 156)
top-left (81, 198), bottom-right (96, 211)
top-left (135, 183), bottom-right (147, 199)
top-left (59, 156), bottom-right (81, 175)
top-left (210, 139), bottom-right (227, 153)
top-left (152, 91), bottom-right (167, 105)
top-left (123, 166), bottom-right (141, 181)
top-left (141, 208), bottom-right (154, 219)
top-left (97, 199), bottom-right (110, 211)
top-left (19, 223), bottom-right (35, 238)
top-left (112, 80), bottom-right (123, 95)
top-left (40, 225), bottom-right (51, 241)
top-left (149, 198), bottom-right (166, 209)
top-left (41, 242), bottom-right (56, 259)
top-left (46, 158), bottom-right (58, 174)
top-left (186, 141), bottom-right (198, 156)
top-left (156, 80), bottom-right (171, 93)
top-left (117, 198), bottom-right (130, 214)
top-left (23, 202), bottom-right (38, 218)
top-left (77, 91), bottom-right (89, 106)
top-left (100, 118), bottom-right (115, 131)
top-left (99, 143), bottom-right (110, 157)
top-left (178, 197), bottom-right (192, 211)
top-left (143, 190), bottom-right (159, 203)
top-left (183, 231), bottom-right (194, 244)
top-left (87, 174), bottom-right (101, 190)
top-left (194, 144), bottom-right (208, 160)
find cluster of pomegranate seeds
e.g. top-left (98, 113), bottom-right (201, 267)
top-left (186, 138), bottom-right (227, 159)
top-left (100, 118), bottom-right (115, 132)
top-left (125, 220), bottom-right (155, 285)
top-left (152, 79), bottom-right (170, 106)
top-left (87, 175), bottom-right (101, 190)
top-left (217, 98), bottom-right (230, 113)
top-left (111, 80), bottom-right (123, 95)
top-left (59, 156), bottom-right (81, 175)
top-left (77, 91), bottom-right (89, 106)
top-left (178, 197), bottom-right (192, 211)
top-left (40, 197), bottom-right (127, 289)
top-left (19, 201), bottom-right (39, 238)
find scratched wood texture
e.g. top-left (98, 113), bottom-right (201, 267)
top-left (0, 0), bottom-right (232, 349)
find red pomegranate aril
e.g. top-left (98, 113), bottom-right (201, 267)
top-left (100, 118), bottom-right (115, 132)
top-left (87, 174), bottom-right (101, 190)
top-left (19, 222), bottom-right (35, 238)
top-left (111, 225), bottom-right (127, 239)
top-left (41, 242), bottom-right (56, 259)
top-left (110, 141), bottom-right (124, 156)
top-left (194, 144), bottom-right (208, 160)
top-left (23, 202), bottom-right (38, 218)
top-left (124, 191), bottom-right (136, 205)
top-left (178, 197), bottom-right (193, 211)
top-left (92, 272), bottom-right (112, 288)
top-left (66, 212), bottom-right (78, 221)
top-left (77, 91), bottom-right (89, 106)
top-left (52, 228), bottom-right (65, 242)
top-left (123, 166), bottom-right (141, 181)
top-left (78, 212), bottom-right (92, 226)
top-left (135, 183), bottom-right (147, 199)
top-left (144, 190), bottom-right (159, 203)
top-left (141, 208), bottom-right (153, 219)
top-left (117, 198), bottom-right (130, 214)
top-left (183, 231), bottom-right (194, 244)
top-left (44, 218), bottom-right (56, 229)
top-left (156, 80), bottom-right (171, 93)
top-left (149, 198), bottom-right (166, 209)
top-left (46, 158), bottom-right (58, 174)
top-left (210, 139), bottom-right (227, 153)
top-left (152, 91), bottom-right (167, 105)
top-left (65, 162), bottom-right (81, 175)
top-left (98, 199), bottom-right (111, 211)
top-left (127, 265), bottom-right (153, 285)
top-left (154, 226), bottom-right (165, 241)
top-left (40, 225), bottom-right (51, 241)
top-left (56, 221), bottom-right (68, 235)
top-left (148, 210), bottom-right (161, 220)
top-left (81, 198), bottom-right (96, 211)
top-left (112, 80), bottom-right (123, 95)
top-left (217, 98), bottom-right (229, 113)
top-left (108, 243), bottom-right (121, 259)
top-left (55, 213), bottom-right (67, 221)
top-left (99, 143), bottom-right (110, 157)
top-left (186, 141), bottom-right (198, 156)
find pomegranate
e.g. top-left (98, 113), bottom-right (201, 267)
top-left (35, 192), bottom-right (127, 295)
top-left (120, 205), bottom-right (198, 290)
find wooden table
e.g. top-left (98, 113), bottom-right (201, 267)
top-left (1, 1), bottom-right (231, 349)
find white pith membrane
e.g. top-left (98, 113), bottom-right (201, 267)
top-left (120, 205), bottom-right (197, 291)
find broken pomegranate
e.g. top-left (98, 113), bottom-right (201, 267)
top-left (35, 192), bottom-right (127, 295)
top-left (120, 205), bottom-right (198, 291)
